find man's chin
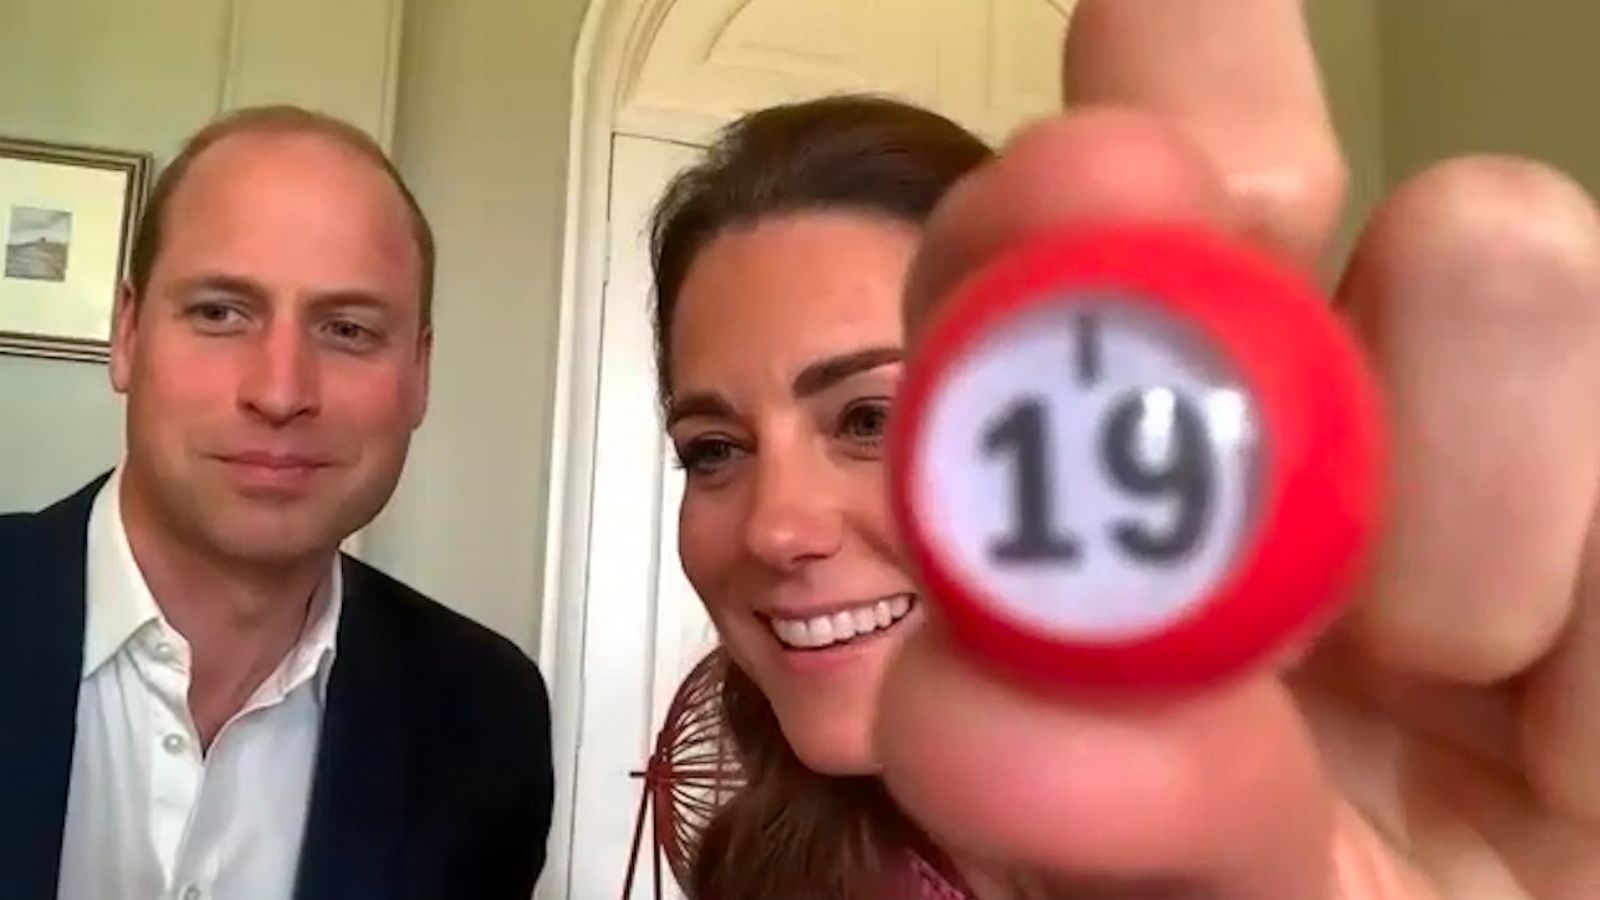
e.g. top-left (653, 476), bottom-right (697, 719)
top-left (199, 511), bottom-right (349, 569)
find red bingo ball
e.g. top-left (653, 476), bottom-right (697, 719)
top-left (887, 224), bottom-right (1386, 690)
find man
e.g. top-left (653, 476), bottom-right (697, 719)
top-left (0, 106), bottom-right (553, 900)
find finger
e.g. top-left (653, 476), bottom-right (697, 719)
top-left (1334, 156), bottom-right (1600, 690)
top-left (890, 56), bottom-right (1334, 900)
top-left (903, 110), bottom-right (1228, 337)
top-left (876, 620), bottom-right (1335, 900)
top-left (1063, 0), bottom-right (1346, 267)
top-left (1505, 167), bottom-right (1600, 821)
top-left (888, 10), bottom-right (1355, 893)
top-left (1524, 509), bottom-right (1600, 824)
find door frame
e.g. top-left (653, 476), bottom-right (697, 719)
top-left (537, 1), bottom-right (688, 896)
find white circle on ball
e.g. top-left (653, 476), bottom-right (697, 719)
top-left (915, 294), bottom-right (1264, 640)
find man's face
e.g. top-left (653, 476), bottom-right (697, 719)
top-left (110, 130), bottom-right (431, 566)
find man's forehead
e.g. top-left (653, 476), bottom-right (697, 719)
top-left (134, 122), bottom-right (429, 320)
top-left (145, 131), bottom-right (422, 299)
top-left (156, 130), bottom-right (420, 272)
top-left (171, 130), bottom-right (395, 205)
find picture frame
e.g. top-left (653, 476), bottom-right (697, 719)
top-left (0, 136), bottom-right (152, 363)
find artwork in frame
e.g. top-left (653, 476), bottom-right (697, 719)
top-left (0, 136), bottom-right (152, 362)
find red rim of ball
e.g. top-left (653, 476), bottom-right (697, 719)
top-left (887, 223), bottom-right (1387, 690)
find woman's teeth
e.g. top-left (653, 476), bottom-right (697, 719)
top-left (769, 594), bottom-right (915, 650)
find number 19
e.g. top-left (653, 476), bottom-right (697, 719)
top-left (983, 390), bottom-right (1214, 567)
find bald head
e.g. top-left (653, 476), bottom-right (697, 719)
top-left (129, 106), bottom-right (435, 326)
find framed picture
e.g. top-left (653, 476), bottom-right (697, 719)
top-left (0, 136), bottom-right (152, 362)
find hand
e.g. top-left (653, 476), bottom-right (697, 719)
top-left (873, 2), bottom-right (1600, 898)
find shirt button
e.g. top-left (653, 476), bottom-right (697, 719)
top-left (161, 732), bottom-right (187, 755)
top-left (181, 886), bottom-right (202, 900)
top-left (152, 641), bottom-right (177, 663)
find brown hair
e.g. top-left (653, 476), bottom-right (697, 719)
top-left (649, 94), bottom-right (993, 899)
top-left (128, 104), bottom-right (437, 326)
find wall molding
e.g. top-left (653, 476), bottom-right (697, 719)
top-left (215, 0), bottom-right (407, 150)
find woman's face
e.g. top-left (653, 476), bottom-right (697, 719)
top-left (667, 210), bottom-right (925, 776)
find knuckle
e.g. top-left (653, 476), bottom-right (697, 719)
top-left (1365, 155), bottom-right (1600, 321)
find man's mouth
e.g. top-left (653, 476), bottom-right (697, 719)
top-left (219, 451), bottom-right (331, 469)
top-left (767, 593), bottom-right (917, 650)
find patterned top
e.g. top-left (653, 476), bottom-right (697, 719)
top-left (907, 851), bottom-right (978, 899)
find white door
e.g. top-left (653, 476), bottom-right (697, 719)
top-left (541, 3), bottom-right (1072, 898)
top-left (561, 132), bottom-right (716, 900)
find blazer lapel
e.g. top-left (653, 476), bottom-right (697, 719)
top-left (0, 480), bottom-right (98, 900)
top-left (295, 558), bottom-right (412, 900)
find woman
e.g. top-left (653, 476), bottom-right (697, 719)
top-left (649, 2), bottom-right (1600, 896)
top-left (649, 94), bottom-right (991, 899)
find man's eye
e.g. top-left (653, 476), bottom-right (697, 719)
top-left (329, 321), bottom-right (368, 340)
top-left (324, 319), bottom-right (382, 349)
top-left (187, 302), bottom-right (246, 330)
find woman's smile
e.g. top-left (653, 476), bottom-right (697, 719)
top-left (765, 592), bottom-right (918, 651)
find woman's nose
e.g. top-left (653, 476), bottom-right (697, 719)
top-left (741, 444), bottom-right (845, 573)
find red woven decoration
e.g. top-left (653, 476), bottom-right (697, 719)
top-left (621, 648), bottom-right (745, 899)
top-left (619, 647), bottom-right (977, 899)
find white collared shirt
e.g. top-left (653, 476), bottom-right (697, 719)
top-left (56, 470), bottom-right (342, 900)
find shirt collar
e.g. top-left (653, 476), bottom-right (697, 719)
top-left (82, 466), bottom-right (343, 702)
top-left (83, 467), bottom-right (162, 678)
top-left (296, 561), bottom-right (342, 704)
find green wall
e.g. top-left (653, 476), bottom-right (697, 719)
top-left (1381, 0), bottom-right (1600, 192)
top-left (1308, 0), bottom-right (1385, 265)
top-left (364, 0), bottom-right (587, 652)
top-left (0, 0), bottom-right (231, 165)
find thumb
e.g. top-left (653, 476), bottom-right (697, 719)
top-left (875, 616), bottom-right (1336, 899)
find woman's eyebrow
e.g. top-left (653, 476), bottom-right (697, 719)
top-left (792, 346), bottom-right (903, 398)
top-left (665, 391), bottom-right (735, 429)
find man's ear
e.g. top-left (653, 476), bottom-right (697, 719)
top-left (410, 323), bottom-right (433, 428)
top-left (109, 280), bottom-right (138, 394)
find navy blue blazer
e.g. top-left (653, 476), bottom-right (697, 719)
top-left (0, 477), bottom-right (554, 900)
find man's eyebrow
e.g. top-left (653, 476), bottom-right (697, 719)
top-left (170, 274), bottom-right (271, 304)
top-left (792, 346), bottom-right (903, 398)
top-left (304, 290), bottom-right (393, 315)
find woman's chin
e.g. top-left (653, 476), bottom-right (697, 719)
top-left (769, 691), bottom-right (890, 776)
top-left (793, 742), bottom-right (883, 777)
top-left (730, 601), bottom-right (928, 776)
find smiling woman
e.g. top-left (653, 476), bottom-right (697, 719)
top-left (647, 94), bottom-right (993, 900)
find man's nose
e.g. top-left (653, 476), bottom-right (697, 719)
top-left (238, 322), bottom-right (321, 425)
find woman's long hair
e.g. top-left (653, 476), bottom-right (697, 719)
top-left (648, 94), bottom-right (993, 899)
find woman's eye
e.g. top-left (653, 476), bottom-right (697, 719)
top-left (839, 400), bottom-right (891, 444)
top-left (675, 437), bottom-right (744, 477)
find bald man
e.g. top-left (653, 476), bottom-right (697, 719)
top-left (0, 107), bottom-right (552, 900)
